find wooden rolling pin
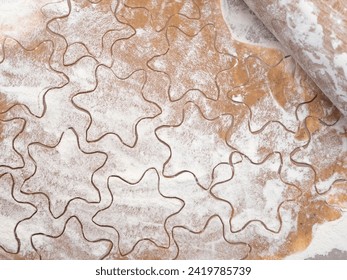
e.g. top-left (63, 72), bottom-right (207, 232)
top-left (242, 0), bottom-right (347, 115)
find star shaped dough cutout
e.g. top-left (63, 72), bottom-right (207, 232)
top-left (148, 24), bottom-right (235, 101)
top-left (49, 0), bottom-right (132, 59)
top-left (156, 102), bottom-right (233, 188)
top-left (112, 7), bottom-right (168, 78)
top-left (21, 129), bottom-right (105, 218)
top-left (0, 39), bottom-right (66, 116)
top-left (32, 217), bottom-right (112, 259)
top-left (93, 169), bottom-right (182, 256)
top-left (125, 0), bottom-right (200, 31)
top-left (0, 174), bottom-right (36, 253)
top-left (211, 153), bottom-right (300, 232)
top-left (73, 66), bottom-right (160, 146)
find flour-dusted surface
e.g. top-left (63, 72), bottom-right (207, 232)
top-left (242, 0), bottom-right (347, 115)
top-left (286, 212), bottom-right (347, 259)
top-left (221, 0), bottom-right (281, 49)
top-left (0, 0), bottom-right (346, 260)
